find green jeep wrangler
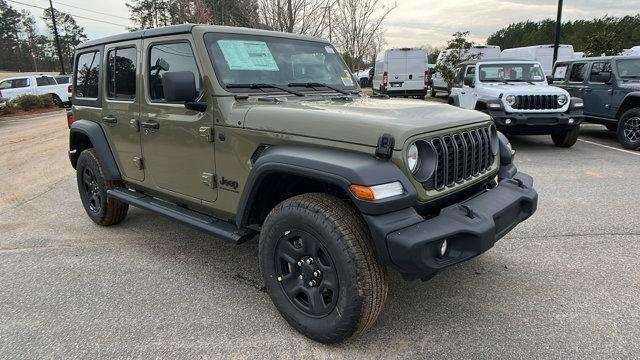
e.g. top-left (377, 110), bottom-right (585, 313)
top-left (68, 25), bottom-right (538, 343)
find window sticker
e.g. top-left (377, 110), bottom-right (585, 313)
top-left (341, 70), bottom-right (354, 86)
top-left (325, 46), bottom-right (335, 54)
top-left (217, 40), bottom-right (279, 71)
top-left (554, 66), bottom-right (567, 79)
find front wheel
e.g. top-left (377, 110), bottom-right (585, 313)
top-left (551, 126), bottom-right (580, 148)
top-left (617, 108), bottom-right (640, 150)
top-left (259, 193), bottom-right (388, 343)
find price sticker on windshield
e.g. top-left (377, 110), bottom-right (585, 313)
top-left (341, 70), bottom-right (354, 86)
top-left (217, 40), bottom-right (279, 71)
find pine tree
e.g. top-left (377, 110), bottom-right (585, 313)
top-left (0, 0), bottom-right (24, 71)
top-left (42, 8), bottom-right (88, 72)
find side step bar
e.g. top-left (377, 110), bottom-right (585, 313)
top-left (107, 188), bottom-right (256, 244)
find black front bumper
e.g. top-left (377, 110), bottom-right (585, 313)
top-left (488, 109), bottom-right (583, 135)
top-left (364, 170), bottom-right (537, 280)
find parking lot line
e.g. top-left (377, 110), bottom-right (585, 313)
top-left (578, 139), bottom-right (640, 156)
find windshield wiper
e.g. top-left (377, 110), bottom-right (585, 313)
top-left (226, 83), bottom-right (304, 97)
top-left (288, 82), bottom-right (353, 96)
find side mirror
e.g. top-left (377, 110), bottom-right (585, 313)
top-left (546, 75), bottom-right (553, 84)
top-left (599, 71), bottom-right (612, 83)
top-left (463, 75), bottom-right (475, 87)
top-left (162, 71), bottom-right (197, 103)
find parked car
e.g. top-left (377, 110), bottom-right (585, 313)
top-left (372, 48), bottom-right (428, 97)
top-left (0, 75), bottom-right (71, 107)
top-left (431, 45), bottom-right (501, 97)
top-left (68, 24), bottom-right (537, 343)
top-left (448, 59), bottom-right (584, 147)
top-left (552, 56), bottom-right (640, 150)
top-left (501, 44), bottom-right (575, 76)
top-left (356, 67), bottom-right (373, 87)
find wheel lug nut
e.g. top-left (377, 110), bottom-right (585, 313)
top-left (306, 258), bottom-right (313, 265)
top-left (298, 274), bottom-right (303, 280)
top-left (313, 270), bottom-right (321, 277)
top-left (308, 280), bottom-right (317, 287)
top-left (297, 260), bottom-right (303, 266)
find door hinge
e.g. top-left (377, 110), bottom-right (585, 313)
top-left (202, 173), bottom-right (216, 188)
top-left (130, 119), bottom-right (139, 132)
top-left (133, 157), bottom-right (144, 170)
top-left (199, 127), bottom-right (214, 142)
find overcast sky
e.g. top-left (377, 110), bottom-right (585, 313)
top-left (14, 0), bottom-right (640, 48)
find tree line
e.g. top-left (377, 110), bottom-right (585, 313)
top-left (0, 0), bottom-right (87, 73)
top-left (487, 14), bottom-right (640, 56)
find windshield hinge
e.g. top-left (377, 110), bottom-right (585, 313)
top-left (199, 127), bottom-right (214, 142)
top-left (375, 133), bottom-right (395, 159)
top-left (202, 173), bottom-right (216, 188)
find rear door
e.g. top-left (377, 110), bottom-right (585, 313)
top-left (583, 61), bottom-right (614, 118)
top-left (0, 78), bottom-right (33, 99)
top-left (404, 50), bottom-right (426, 91)
top-left (387, 50), bottom-right (407, 89)
top-left (101, 40), bottom-right (144, 182)
top-left (140, 35), bottom-right (217, 202)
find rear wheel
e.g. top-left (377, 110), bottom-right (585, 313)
top-left (551, 126), bottom-right (580, 148)
top-left (76, 148), bottom-right (128, 225)
top-left (617, 108), bottom-right (640, 150)
top-left (52, 94), bottom-right (63, 108)
top-left (259, 193), bottom-right (388, 343)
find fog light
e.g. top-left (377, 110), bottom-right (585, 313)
top-left (568, 118), bottom-right (574, 124)
top-left (438, 240), bottom-right (448, 258)
top-left (505, 119), bottom-right (512, 125)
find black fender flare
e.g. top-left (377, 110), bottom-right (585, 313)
top-left (69, 120), bottom-right (121, 181)
top-left (617, 92), bottom-right (640, 118)
top-left (235, 145), bottom-right (418, 228)
top-left (448, 94), bottom-right (460, 106)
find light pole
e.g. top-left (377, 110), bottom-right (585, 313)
top-left (49, 0), bottom-right (66, 74)
top-left (552, 0), bottom-right (563, 65)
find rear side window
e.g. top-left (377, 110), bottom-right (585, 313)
top-left (569, 63), bottom-right (587, 82)
top-left (148, 42), bottom-right (201, 101)
top-left (75, 51), bottom-right (101, 98)
top-left (36, 77), bottom-right (56, 86)
top-left (107, 47), bottom-right (137, 100)
top-left (589, 62), bottom-right (612, 82)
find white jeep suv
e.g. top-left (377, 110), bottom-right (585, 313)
top-left (448, 59), bottom-right (585, 147)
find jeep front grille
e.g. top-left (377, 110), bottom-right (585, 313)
top-left (422, 126), bottom-right (495, 191)
top-left (513, 95), bottom-right (559, 110)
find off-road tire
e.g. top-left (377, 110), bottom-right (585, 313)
top-left (551, 126), bottom-right (580, 148)
top-left (430, 86), bottom-right (436, 97)
top-left (259, 193), bottom-right (388, 343)
top-left (52, 94), bottom-right (63, 108)
top-left (617, 108), bottom-right (640, 150)
top-left (76, 148), bottom-right (128, 225)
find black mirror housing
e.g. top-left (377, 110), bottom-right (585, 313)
top-left (599, 71), bottom-right (612, 83)
top-left (162, 71), bottom-right (197, 103)
top-left (463, 76), bottom-right (475, 87)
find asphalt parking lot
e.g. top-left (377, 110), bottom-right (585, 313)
top-left (1, 110), bottom-right (639, 358)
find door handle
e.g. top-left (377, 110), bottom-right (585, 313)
top-left (584, 88), bottom-right (592, 93)
top-left (102, 115), bottom-right (117, 124)
top-left (461, 92), bottom-right (466, 95)
top-left (140, 121), bottom-right (160, 130)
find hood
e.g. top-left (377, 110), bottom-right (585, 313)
top-left (479, 83), bottom-right (569, 96)
top-left (243, 96), bottom-right (489, 149)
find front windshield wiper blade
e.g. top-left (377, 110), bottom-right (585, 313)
top-left (288, 82), bottom-right (353, 96)
top-left (226, 83), bottom-right (304, 97)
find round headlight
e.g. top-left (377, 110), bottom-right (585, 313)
top-left (407, 143), bottom-right (419, 173)
top-left (557, 94), bottom-right (568, 106)
top-left (505, 95), bottom-right (516, 106)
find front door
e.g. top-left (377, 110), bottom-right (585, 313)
top-left (101, 41), bottom-right (144, 182)
top-left (458, 65), bottom-right (478, 109)
top-left (565, 62), bottom-right (588, 99)
top-left (583, 61), bottom-right (614, 118)
top-left (140, 36), bottom-right (217, 202)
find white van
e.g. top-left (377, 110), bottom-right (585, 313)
top-left (500, 45), bottom-right (575, 76)
top-left (621, 46), bottom-right (640, 56)
top-left (431, 45), bottom-right (501, 96)
top-left (372, 48), bottom-right (428, 97)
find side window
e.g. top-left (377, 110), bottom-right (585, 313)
top-left (589, 62), bottom-right (612, 83)
top-left (453, 66), bottom-right (465, 88)
top-left (107, 47), bottom-right (137, 100)
top-left (5, 78), bottom-right (30, 88)
top-left (552, 65), bottom-right (568, 82)
top-left (0, 80), bottom-right (10, 90)
top-left (36, 77), bottom-right (49, 86)
top-left (569, 63), bottom-right (587, 83)
top-left (75, 51), bottom-right (101, 98)
top-left (148, 42), bottom-right (201, 101)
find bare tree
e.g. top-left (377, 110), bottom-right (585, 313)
top-left (170, 0), bottom-right (214, 24)
top-left (331, 0), bottom-right (396, 70)
top-left (258, 0), bottom-right (336, 37)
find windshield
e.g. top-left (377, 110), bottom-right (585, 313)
top-left (204, 32), bottom-right (357, 93)
top-left (479, 63), bottom-right (545, 82)
top-left (616, 59), bottom-right (640, 79)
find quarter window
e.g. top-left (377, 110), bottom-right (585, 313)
top-left (569, 63), bottom-right (587, 82)
top-left (75, 51), bottom-right (101, 98)
top-left (589, 62), bottom-right (612, 82)
top-left (107, 47), bottom-right (137, 100)
top-left (148, 42), bottom-right (201, 101)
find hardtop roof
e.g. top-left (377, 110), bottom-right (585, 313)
top-left (77, 24), bottom-right (330, 50)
